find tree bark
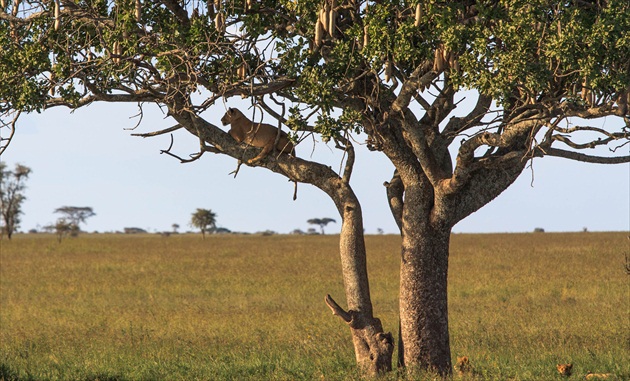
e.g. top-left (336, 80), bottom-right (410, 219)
top-left (399, 219), bottom-right (451, 375)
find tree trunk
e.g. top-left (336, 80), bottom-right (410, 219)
top-left (326, 184), bottom-right (394, 375)
top-left (399, 215), bottom-right (452, 375)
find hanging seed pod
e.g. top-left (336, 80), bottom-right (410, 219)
top-left (237, 62), bottom-right (248, 79)
top-left (214, 0), bottom-right (220, 11)
top-left (135, 0), bottom-right (141, 22)
top-left (363, 24), bottom-right (369, 49)
top-left (53, 0), bottom-right (60, 31)
top-left (1, 0), bottom-right (5, 9)
top-left (112, 41), bottom-right (120, 63)
top-left (215, 12), bottom-right (225, 33)
top-left (315, 19), bottom-right (323, 47)
top-left (414, 4), bottom-right (422, 27)
top-left (321, 6), bottom-right (329, 33)
top-left (384, 59), bottom-right (392, 83)
top-left (328, 0), bottom-right (336, 37)
top-left (434, 48), bottom-right (444, 72)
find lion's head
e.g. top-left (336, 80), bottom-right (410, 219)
top-left (221, 108), bottom-right (239, 126)
top-left (557, 363), bottom-right (573, 377)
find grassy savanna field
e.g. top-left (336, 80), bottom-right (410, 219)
top-left (0, 233), bottom-right (627, 380)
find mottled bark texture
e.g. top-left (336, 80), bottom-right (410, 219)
top-left (399, 221), bottom-right (451, 374)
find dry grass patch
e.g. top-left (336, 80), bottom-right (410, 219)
top-left (0, 232), bottom-right (627, 380)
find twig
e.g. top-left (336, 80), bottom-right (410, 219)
top-left (131, 124), bottom-right (183, 137)
top-left (229, 160), bottom-right (244, 178)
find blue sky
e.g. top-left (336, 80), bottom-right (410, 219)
top-left (2, 99), bottom-right (628, 235)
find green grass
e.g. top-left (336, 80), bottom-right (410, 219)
top-left (0, 232), bottom-right (627, 380)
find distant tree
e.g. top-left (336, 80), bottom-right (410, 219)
top-left (0, 163), bottom-right (31, 240)
top-left (53, 206), bottom-right (95, 236)
top-left (377, 228), bottom-right (384, 235)
top-left (172, 223), bottom-right (180, 233)
top-left (53, 219), bottom-right (74, 243)
top-left (307, 218), bottom-right (337, 235)
top-left (190, 209), bottom-right (217, 239)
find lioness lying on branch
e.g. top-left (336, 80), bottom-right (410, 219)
top-left (221, 108), bottom-right (295, 164)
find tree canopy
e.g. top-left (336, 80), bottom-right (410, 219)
top-left (2, 0), bottom-right (628, 161)
top-left (190, 208), bottom-right (216, 237)
top-left (307, 217), bottom-right (336, 234)
top-left (54, 206), bottom-right (96, 226)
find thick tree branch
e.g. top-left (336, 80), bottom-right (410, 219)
top-left (439, 119), bottom-right (539, 195)
top-left (196, 78), bottom-right (296, 112)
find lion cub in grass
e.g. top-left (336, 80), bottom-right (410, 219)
top-left (556, 363), bottom-right (573, 377)
top-left (454, 356), bottom-right (474, 377)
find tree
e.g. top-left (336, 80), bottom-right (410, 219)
top-left (1, 0), bottom-right (628, 376)
top-left (53, 218), bottom-right (73, 243)
top-left (307, 218), bottom-right (337, 234)
top-left (190, 209), bottom-right (217, 239)
top-left (0, 163), bottom-right (31, 239)
top-left (53, 206), bottom-right (96, 236)
top-left (172, 223), bottom-right (180, 233)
